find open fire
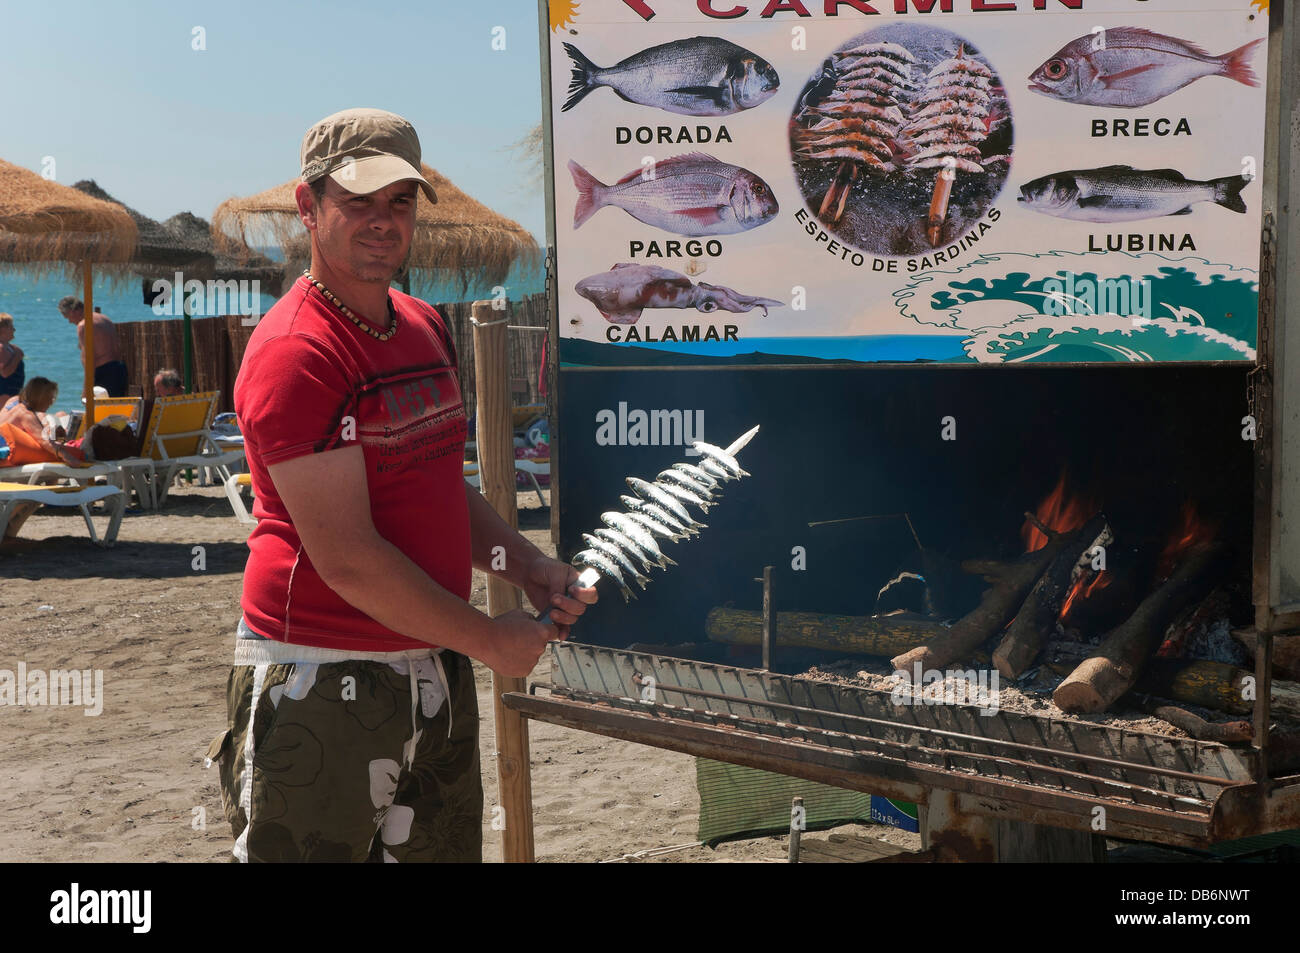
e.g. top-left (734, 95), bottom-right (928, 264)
top-left (878, 470), bottom-right (1298, 738)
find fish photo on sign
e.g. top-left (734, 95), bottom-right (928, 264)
top-left (788, 23), bottom-right (1014, 257)
top-left (1017, 165), bottom-right (1251, 223)
top-left (562, 36), bottom-right (781, 117)
top-left (575, 263), bottom-right (782, 325)
top-left (1027, 27), bottom-right (1264, 109)
top-left (568, 153), bottom-right (779, 236)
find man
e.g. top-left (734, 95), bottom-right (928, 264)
top-left (0, 314), bottom-right (25, 398)
top-left (153, 368), bottom-right (184, 397)
top-left (57, 296), bottom-right (128, 397)
top-left (213, 108), bottom-right (595, 863)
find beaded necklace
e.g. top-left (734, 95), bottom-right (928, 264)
top-left (303, 271), bottom-right (398, 342)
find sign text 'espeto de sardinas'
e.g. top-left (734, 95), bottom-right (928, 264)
top-left (544, 0), bottom-right (1269, 366)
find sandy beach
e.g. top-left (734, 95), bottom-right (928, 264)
top-left (0, 483), bottom-right (917, 863)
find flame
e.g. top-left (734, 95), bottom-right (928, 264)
top-left (550, 0), bottom-right (580, 31)
top-left (1059, 570), bottom-right (1111, 625)
top-left (1155, 502), bottom-right (1216, 579)
top-left (1022, 473), bottom-right (1096, 552)
top-left (1250, 0), bottom-right (1268, 13)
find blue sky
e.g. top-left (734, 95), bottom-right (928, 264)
top-left (2, 0), bottom-right (547, 240)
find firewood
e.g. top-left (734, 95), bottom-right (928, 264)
top-left (1045, 655), bottom-right (1300, 721)
top-left (1133, 695), bottom-right (1252, 743)
top-left (1139, 657), bottom-right (1300, 718)
top-left (1055, 551), bottom-right (1146, 640)
top-left (1053, 543), bottom-right (1225, 713)
top-left (891, 516), bottom-right (1097, 676)
top-left (993, 516), bottom-right (1110, 679)
top-left (1157, 588), bottom-right (1232, 658)
top-left (706, 607), bottom-right (946, 658)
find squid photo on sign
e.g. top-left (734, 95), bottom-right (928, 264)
top-left (575, 263), bottom-right (783, 325)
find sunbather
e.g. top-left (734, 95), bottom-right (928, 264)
top-left (0, 378), bottom-right (83, 465)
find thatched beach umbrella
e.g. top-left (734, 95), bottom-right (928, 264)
top-left (153, 210), bottom-right (287, 391)
top-left (162, 211), bottom-right (285, 295)
top-left (73, 182), bottom-right (285, 390)
top-left (74, 180), bottom-right (214, 274)
top-left (0, 159), bottom-right (137, 429)
top-left (212, 163), bottom-right (538, 294)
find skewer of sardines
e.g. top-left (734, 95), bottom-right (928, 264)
top-left (542, 426), bottom-right (759, 620)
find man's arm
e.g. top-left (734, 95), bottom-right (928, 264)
top-left (267, 445), bottom-right (559, 677)
top-left (464, 481), bottom-right (597, 637)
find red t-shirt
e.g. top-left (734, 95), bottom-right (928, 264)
top-left (235, 276), bottom-right (470, 651)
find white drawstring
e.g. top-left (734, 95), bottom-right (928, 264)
top-left (433, 651), bottom-right (452, 741)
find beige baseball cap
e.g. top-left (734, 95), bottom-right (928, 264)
top-left (300, 108), bottom-right (437, 203)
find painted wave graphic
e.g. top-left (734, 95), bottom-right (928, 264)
top-left (892, 250), bottom-right (1258, 363)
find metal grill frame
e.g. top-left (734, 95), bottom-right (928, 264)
top-left (503, 642), bottom-right (1300, 849)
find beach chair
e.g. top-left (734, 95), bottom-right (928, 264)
top-left (84, 396), bottom-right (156, 508)
top-left (0, 481), bottom-right (125, 546)
top-left (0, 397), bottom-right (153, 504)
top-left (224, 472), bottom-right (256, 525)
top-left (514, 457), bottom-right (549, 508)
top-left (88, 396), bottom-right (143, 430)
top-left (462, 455), bottom-right (548, 507)
top-left (131, 391), bottom-right (246, 507)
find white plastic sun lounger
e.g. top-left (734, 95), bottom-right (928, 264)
top-left (0, 481), bottom-right (126, 546)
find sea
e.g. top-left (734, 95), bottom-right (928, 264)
top-left (0, 260), bottom-right (545, 415)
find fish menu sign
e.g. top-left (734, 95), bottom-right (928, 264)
top-left (541, 0), bottom-right (1269, 365)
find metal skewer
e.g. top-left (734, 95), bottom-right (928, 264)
top-left (537, 425), bottom-right (760, 626)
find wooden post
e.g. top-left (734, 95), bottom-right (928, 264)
top-left (472, 299), bottom-right (536, 864)
top-left (760, 566), bottom-right (775, 671)
top-left (788, 796), bottom-right (803, 863)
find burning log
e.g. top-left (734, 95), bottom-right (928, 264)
top-left (1157, 588), bottom-right (1232, 658)
top-left (891, 514), bottom-right (1098, 676)
top-left (1133, 696), bottom-right (1252, 743)
top-left (993, 515), bottom-right (1111, 679)
top-left (707, 607), bottom-right (946, 657)
top-left (1053, 542), bottom-right (1224, 713)
top-left (1056, 552), bottom-right (1146, 640)
top-left (1044, 655), bottom-right (1300, 719)
top-left (1139, 657), bottom-right (1300, 718)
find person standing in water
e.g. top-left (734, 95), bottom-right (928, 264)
top-left (57, 296), bottom-right (129, 397)
top-left (0, 314), bottom-right (24, 400)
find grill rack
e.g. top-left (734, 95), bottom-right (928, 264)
top-left (504, 642), bottom-right (1300, 852)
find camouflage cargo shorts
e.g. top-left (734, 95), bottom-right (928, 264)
top-left (207, 632), bottom-right (482, 863)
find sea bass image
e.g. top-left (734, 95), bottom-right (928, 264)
top-left (576, 263), bottom-right (782, 325)
top-left (562, 37), bottom-right (780, 116)
top-left (1028, 27), bottom-right (1263, 108)
top-left (569, 153), bottom-right (778, 236)
top-left (1018, 164), bottom-right (1249, 223)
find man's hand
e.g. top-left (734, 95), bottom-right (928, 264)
top-left (484, 609), bottom-right (562, 678)
top-left (521, 555), bottom-right (598, 639)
